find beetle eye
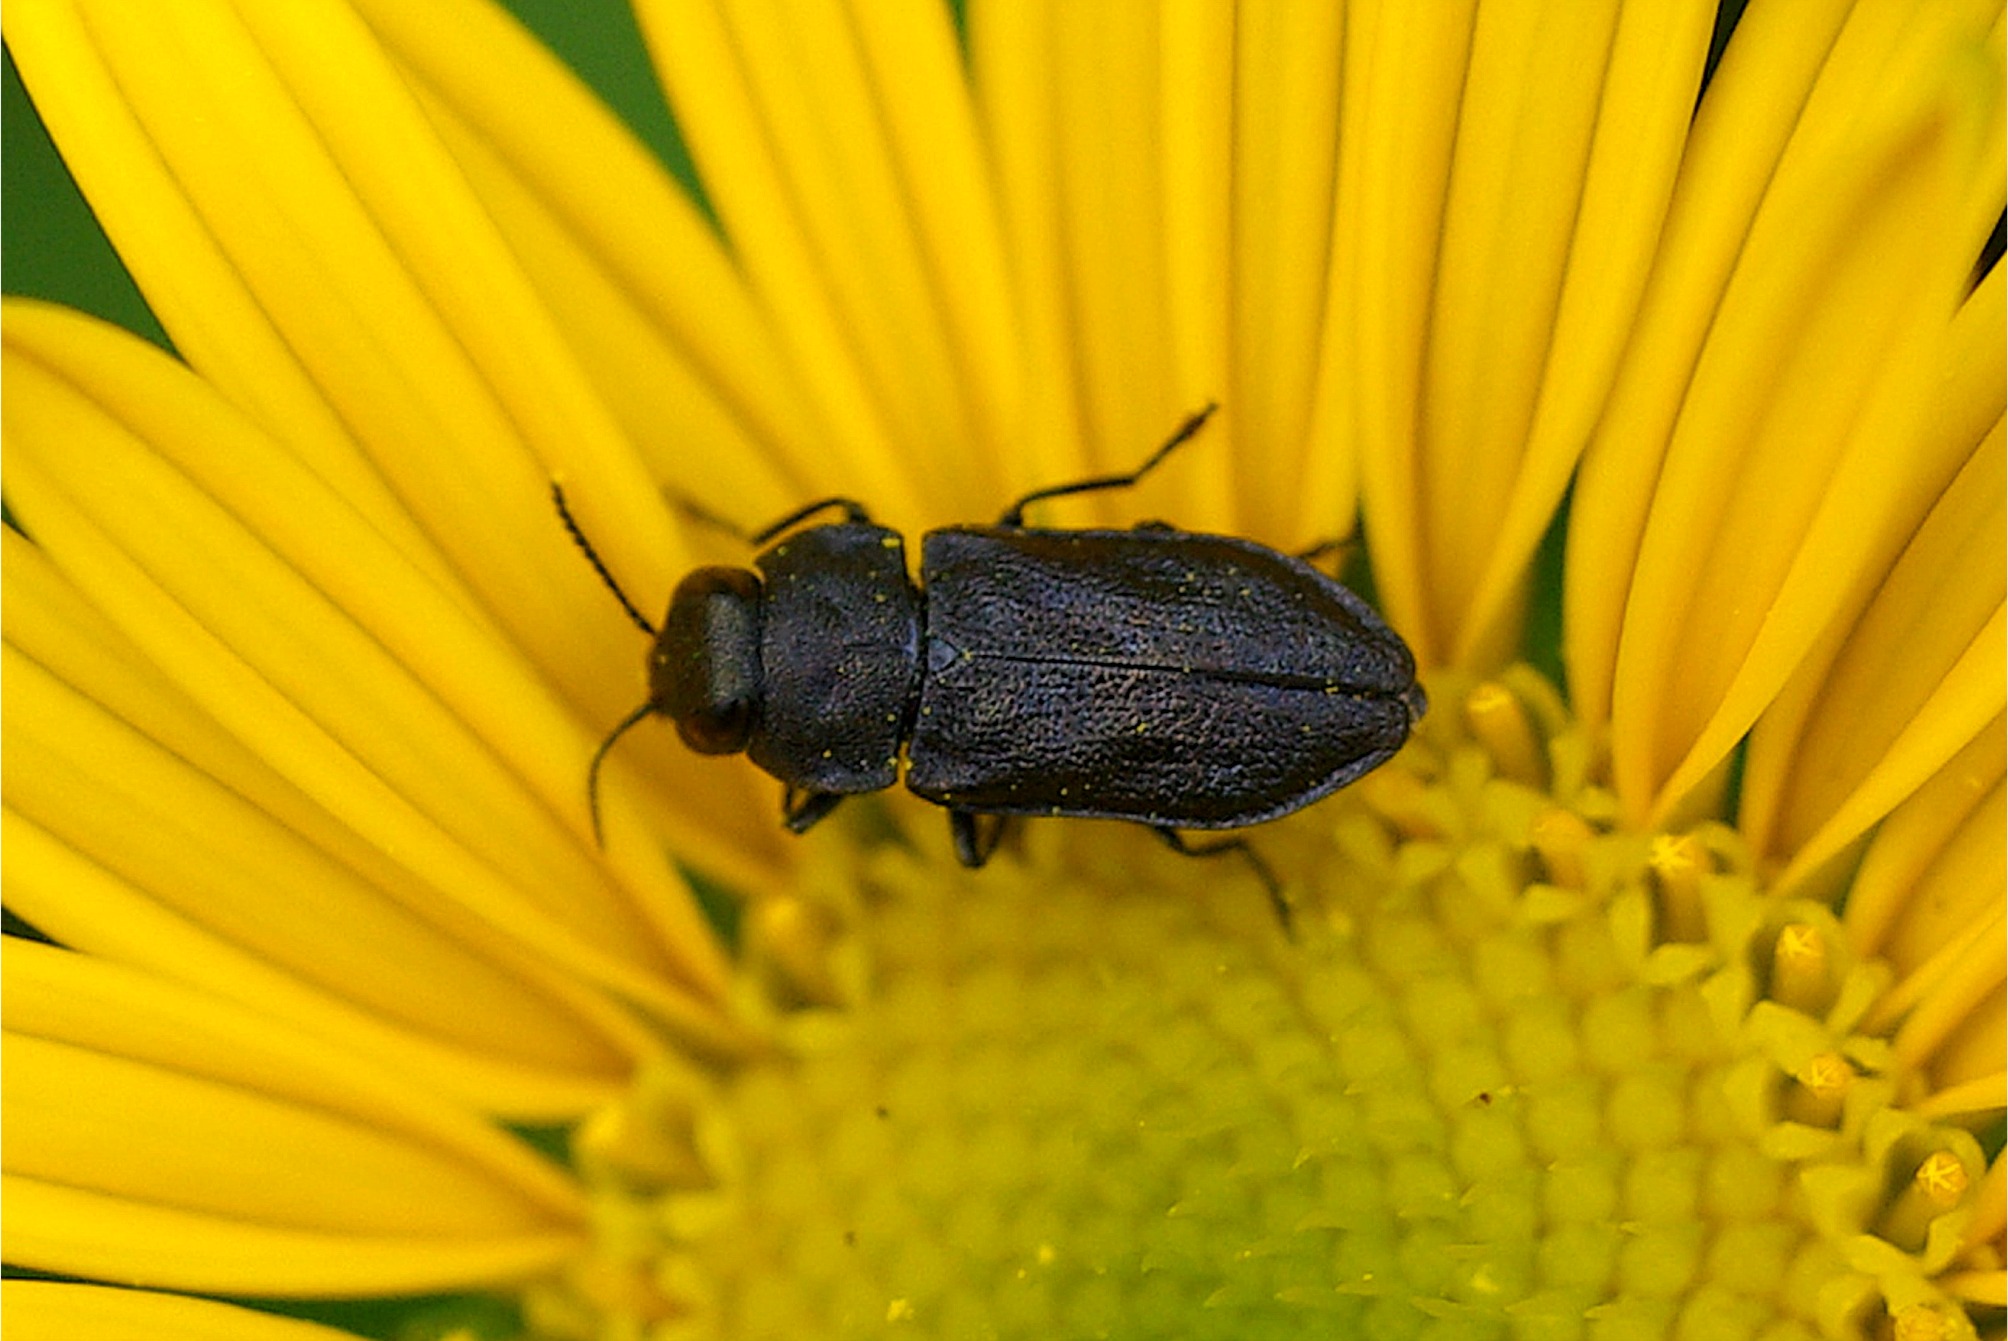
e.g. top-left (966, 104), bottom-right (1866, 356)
top-left (654, 566), bottom-right (762, 756)
top-left (677, 698), bottom-right (753, 755)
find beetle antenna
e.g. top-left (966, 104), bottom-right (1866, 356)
top-left (552, 483), bottom-right (657, 637)
top-left (586, 700), bottom-right (658, 847)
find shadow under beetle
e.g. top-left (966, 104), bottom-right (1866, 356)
top-left (557, 405), bottom-right (1426, 922)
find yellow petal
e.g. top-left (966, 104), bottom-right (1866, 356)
top-left (6, 1177), bottom-right (578, 1298)
top-left (1566, 0), bottom-right (1998, 752)
top-left (1659, 266), bottom-right (2006, 822)
top-left (1, 801), bottom-right (636, 1119)
top-left (4, 0), bottom-right (464, 592)
top-left (1843, 717), bottom-right (2005, 959)
top-left (1159, 0), bottom-right (1238, 526)
top-left (968, 0), bottom-right (1095, 502)
top-left (1449, 0), bottom-right (1715, 665)
top-left (5, 941), bottom-right (584, 1293)
top-left (1566, 0), bottom-right (1847, 717)
top-left (1330, 1), bottom-right (1476, 667)
top-left (5, 1281), bottom-right (364, 1341)
top-left (1598, 21), bottom-right (2000, 823)
top-left (1050, 2), bottom-right (1183, 498)
top-left (1877, 907), bottom-right (2005, 1086)
top-left (1350, 0), bottom-right (1716, 667)
top-left (1958, 1155), bottom-right (2007, 1257)
top-left (10, 1), bottom-right (801, 879)
top-left (8, 0), bottom-right (707, 740)
top-left (1920, 988), bottom-right (2004, 1103)
top-left (2, 306), bottom-right (750, 1035)
top-left (2, 531), bottom-right (671, 1112)
top-left (636, 0), bottom-right (980, 526)
top-left (1877, 779), bottom-right (2006, 981)
top-left (1419, 1), bottom-right (1712, 667)
top-left (975, 1), bottom-right (1396, 543)
top-left (841, 0), bottom-right (1029, 510)
top-left (349, 0), bottom-right (818, 526)
top-left (4, 536), bottom-right (654, 1110)
top-left (1218, 0), bottom-right (1344, 540)
top-left (1861, 816), bottom-right (2004, 1110)
top-left (1749, 420), bottom-right (2005, 884)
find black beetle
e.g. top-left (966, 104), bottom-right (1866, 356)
top-left (557, 406), bottom-right (1425, 914)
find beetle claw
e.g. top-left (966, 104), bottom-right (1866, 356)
top-left (783, 788), bottom-right (845, 834)
top-left (949, 809), bottom-right (1006, 867)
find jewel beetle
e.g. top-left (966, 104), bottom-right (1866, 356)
top-left (557, 406), bottom-right (1425, 913)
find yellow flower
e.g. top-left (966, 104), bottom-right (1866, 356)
top-left (4, 2), bottom-right (2001, 1340)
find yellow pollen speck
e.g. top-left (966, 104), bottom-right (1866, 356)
top-left (1648, 833), bottom-right (1709, 942)
top-left (1464, 681), bottom-right (1545, 788)
top-left (1895, 1305), bottom-right (1956, 1341)
top-left (1785, 1052), bottom-right (1853, 1127)
top-left (880, 536), bottom-right (900, 549)
top-left (1879, 1148), bottom-right (1978, 1251)
top-left (1530, 808), bottom-right (1593, 889)
top-left (1914, 1151), bottom-right (1970, 1206)
top-left (885, 1298), bottom-right (914, 1323)
top-left (1771, 922), bottom-right (1830, 1011)
top-left (1799, 1052), bottom-right (1852, 1098)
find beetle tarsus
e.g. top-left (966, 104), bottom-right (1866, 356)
top-left (1150, 827), bottom-right (1292, 934)
top-left (783, 788), bottom-right (846, 834)
top-left (949, 809), bottom-right (1006, 867)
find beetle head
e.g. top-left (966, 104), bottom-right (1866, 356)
top-left (654, 565), bottom-right (764, 754)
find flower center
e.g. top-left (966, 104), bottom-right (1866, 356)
top-left (532, 668), bottom-right (1986, 1341)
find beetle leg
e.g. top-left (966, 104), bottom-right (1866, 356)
top-left (672, 495), bottom-right (874, 547)
top-left (948, 809), bottom-right (1006, 867)
top-left (1150, 827), bottom-right (1292, 934)
top-left (746, 497), bottom-right (874, 546)
top-left (1295, 536), bottom-right (1346, 565)
top-left (997, 403), bottom-right (1219, 526)
top-left (783, 787), bottom-right (845, 834)
top-left (1293, 537), bottom-right (1361, 580)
